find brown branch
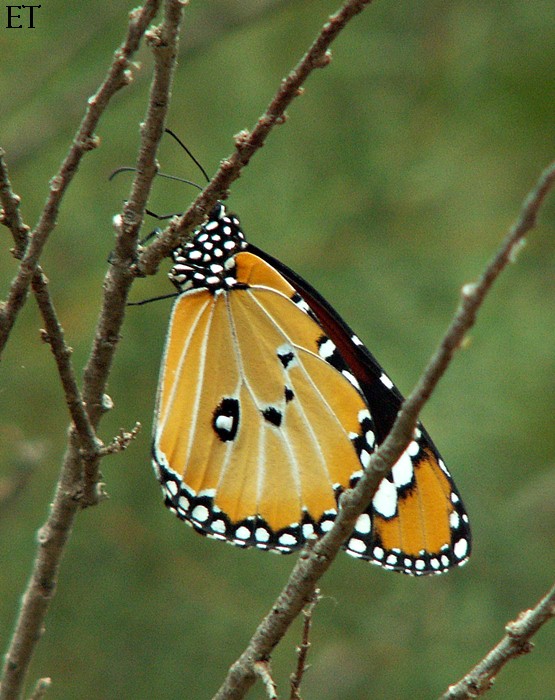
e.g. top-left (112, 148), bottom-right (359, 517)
top-left (441, 581), bottom-right (555, 699)
top-left (1, 128), bottom-right (102, 502)
top-left (0, 148), bottom-right (30, 255)
top-left (0, 0), bottom-right (161, 358)
top-left (290, 589), bottom-right (320, 700)
top-left (211, 161), bottom-right (555, 700)
top-left (0, 3), bottom-right (184, 698)
top-left (137, 0), bottom-right (375, 276)
top-left (81, 0), bottom-right (185, 496)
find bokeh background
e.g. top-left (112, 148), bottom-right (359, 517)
top-left (1, 1), bottom-right (554, 698)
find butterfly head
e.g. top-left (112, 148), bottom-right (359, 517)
top-left (169, 202), bottom-right (247, 293)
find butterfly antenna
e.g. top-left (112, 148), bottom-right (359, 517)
top-left (165, 128), bottom-right (210, 183)
top-left (109, 166), bottom-right (136, 181)
top-left (109, 166), bottom-right (204, 192)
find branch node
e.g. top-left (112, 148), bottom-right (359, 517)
top-left (314, 49), bottom-right (333, 68)
top-left (234, 130), bottom-right (252, 149)
top-left (461, 282), bottom-right (478, 299)
top-left (101, 393), bottom-right (114, 413)
top-left (254, 660), bottom-right (278, 700)
top-left (80, 135), bottom-right (101, 152)
top-left (145, 27), bottom-right (163, 48)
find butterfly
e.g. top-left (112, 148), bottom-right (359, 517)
top-left (151, 202), bottom-right (471, 575)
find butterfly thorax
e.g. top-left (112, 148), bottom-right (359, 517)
top-left (169, 203), bottom-right (247, 294)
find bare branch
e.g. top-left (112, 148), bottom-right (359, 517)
top-left (290, 589), bottom-right (320, 700)
top-left (211, 161), bottom-right (555, 700)
top-left (1, 133), bottom-right (103, 503)
top-left (2, 118), bottom-right (103, 516)
top-left (81, 0), bottom-right (185, 498)
top-left (0, 148), bottom-right (30, 255)
top-left (0, 3), bottom-right (184, 697)
top-left (441, 581), bottom-right (555, 699)
top-left (0, 0), bottom-right (161, 357)
top-left (138, 0), bottom-right (375, 276)
top-left (34, 277), bottom-right (103, 477)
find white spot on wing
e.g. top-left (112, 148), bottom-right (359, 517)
top-left (354, 513), bottom-right (371, 534)
top-left (255, 528), bottom-right (270, 543)
top-left (192, 505), bottom-right (209, 522)
top-left (319, 339), bottom-right (336, 359)
top-left (454, 538), bottom-right (468, 560)
top-left (235, 526), bottom-right (250, 540)
top-left (380, 373), bottom-right (394, 389)
top-left (348, 538), bottom-right (367, 554)
top-left (278, 533), bottom-right (298, 547)
top-left (372, 478), bottom-right (398, 518)
top-left (391, 449), bottom-right (414, 488)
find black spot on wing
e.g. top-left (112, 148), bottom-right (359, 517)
top-left (212, 397), bottom-right (240, 442)
top-left (262, 406), bottom-right (283, 427)
top-left (277, 346), bottom-right (295, 369)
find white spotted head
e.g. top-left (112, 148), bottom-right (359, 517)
top-left (169, 202), bottom-right (247, 293)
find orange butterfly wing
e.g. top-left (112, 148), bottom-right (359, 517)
top-left (152, 203), bottom-right (471, 574)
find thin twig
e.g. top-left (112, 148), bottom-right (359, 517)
top-left (34, 277), bottom-right (103, 487)
top-left (290, 589), bottom-right (320, 700)
top-left (254, 661), bottom-right (279, 700)
top-left (0, 148), bottom-right (30, 254)
top-left (0, 0), bottom-right (161, 357)
top-left (138, 0), bottom-right (375, 276)
top-left (99, 423), bottom-right (142, 457)
top-left (441, 581), bottom-right (555, 699)
top-left (1, 153), bottom-right (102, 476)
top-left (26, 678), bottom-right (51, 700)
top-left (211, 161), bottom-right (555, 700)
top-left (0, 3), bottom-right (183, 698)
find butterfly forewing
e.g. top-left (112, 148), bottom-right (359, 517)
top-left (152, 202), bottom-right (471, 574)
top-left (154, 245), bottom-right (374, 551)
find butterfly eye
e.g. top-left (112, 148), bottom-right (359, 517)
top-left (152, 202), bottom-right (471, 575)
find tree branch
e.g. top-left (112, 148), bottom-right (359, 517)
top-left (1, 124), bottom-right (102, 504)
top-left (290, 589), bottom-right (320, 700)
top-left (0, 3), bottom-right (184, 697)
top-left (81, 0), bottom-right (185, 499)
top-left (211, 161), bottom-right (555, 700)
top-left (0, 0), bottom-right (161, 357)
top-left (137, 0), bottom-right (375, 276)
top-left (441, 580), bottom-right (555, 699)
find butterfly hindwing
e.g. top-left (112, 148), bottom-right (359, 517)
top-left (152, 203), bottom-right (471, 575)
top-left (249, 244), bottom-right (471, 574)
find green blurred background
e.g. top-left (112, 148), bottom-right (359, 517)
top-left (1, 1), bottom-right (554, 698)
